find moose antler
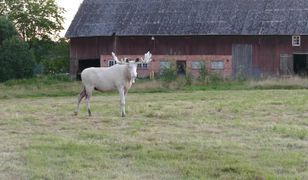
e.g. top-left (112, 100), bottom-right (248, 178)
top-left (139, 51), bottom-right (152, 64)
top-left (113, 51), bottom-right (152, 64)
top-left (112, 52), bottom-right (126, 64)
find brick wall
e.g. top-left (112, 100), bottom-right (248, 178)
top-left (101, 54), bottom-right (232, 78)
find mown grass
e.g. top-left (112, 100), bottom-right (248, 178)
top-left (0, 86), bottom-right (307, 179)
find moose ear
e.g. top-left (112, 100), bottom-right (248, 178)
top-left (135, 58), bottom-right (140, 62)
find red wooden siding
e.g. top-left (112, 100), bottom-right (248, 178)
top-left (69, 35), bottom-right (308, 78)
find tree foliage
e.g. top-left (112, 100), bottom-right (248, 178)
top-left (0, 0), bottom-right (68, 80)
top-left (0, 16), bottom-right (36, 82)
top-left (0, 36), bottom-right (36, 82)
top-left (0, 16), bottom-right (18, 43)
top-left (32, 38), bottom-right (69, 74)
top-left (1, 0), bottom-right (65, 46)
top-left (0, 0), bottom-right (8, 15)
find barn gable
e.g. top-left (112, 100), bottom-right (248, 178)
top-left (66, 0), bottom-right (308, 38)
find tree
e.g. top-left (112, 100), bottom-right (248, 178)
top-left (0, 0), bottom-right (7, 15)
top-left (2, 0), bottom-right (65, 47)
top-left (0, 17), bottom-right (36, 82)
top-left (0, 16), bottom-right (18, 43)
top-left (0, 36), bottom-right (36, 82)
top-left (0, 0), bottom-right (68, 78)
top-left (32, 37), bottom-right (69, 74)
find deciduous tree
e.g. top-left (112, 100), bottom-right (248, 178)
top-left (2, 0), bottom-right (65, 47)
top-left (0, 37), bottom-right (36, 82)
top-left (0, 16), bottom-right (17, 43)
top-left (0, 16), bottom-right (36, 82)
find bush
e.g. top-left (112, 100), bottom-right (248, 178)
top-left (0, 16), bottom-right (18, 43)
top-left (160, 65), bottom-right (177, 83)
top-left (235, 65), bottom-right (247, 82)
top-left (185, 73), bottom-right (193, 86)
top-left (0, 36), bottom-right (36, 82)
top-left (198, 62), bottom-right (207, 82)
top-left (32, 38), bottom-right (69, 74)
top-left (208, 73), bottom-right (224, 85)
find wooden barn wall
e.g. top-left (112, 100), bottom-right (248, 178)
top-left (69, 36), bottom-right (308, 77)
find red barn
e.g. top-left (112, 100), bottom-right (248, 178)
top-left (66, 0), bottom-right (308, 79)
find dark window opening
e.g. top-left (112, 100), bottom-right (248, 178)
top-left (137, 63), bottom-right (148, 69)
top-left (293, 54), bottom-right (308, 76)
top-left (77, 59), bottom-right (100, 80)
top-left (108, 60), bottom-right (117, 67)
top-left (176, 61), bottom-right (186, 76)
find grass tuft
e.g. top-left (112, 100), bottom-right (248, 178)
top-left (248, 76), bottom-right (308, 89)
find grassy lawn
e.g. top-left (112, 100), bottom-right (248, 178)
top-left (0, 79), bottom-right (307, 179)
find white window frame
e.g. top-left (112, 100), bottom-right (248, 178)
top-left (108, 60), bottom-right (117, 67)
top-left (191, 61), bottom-right (204, 70)
top-left (160, 61), bottom-right (171, 69)
top-left (137, 63), bottom-right (148, 69)
top-left (211, 60), bottom-right (224, 70)
top-left (292, 35), bottom-right (301, 47)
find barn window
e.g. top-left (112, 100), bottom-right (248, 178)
top-left (137, 63), bottom-right (148, 69)
top-left (160, 61), bottom-right (171, 69)
top-left (211, 60), bottom-right (224, 70)
top-left (108, 60), bottom-right (117, 66)
top-left (292, 35), bottom-right (301, 47)
top-left (191, 61), bottom-right (204, 69)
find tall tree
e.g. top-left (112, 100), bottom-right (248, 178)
top-left (0, 17), bottom-right (36, 82)
top-left (0, 16), bottom-right (18, 43)
top-left (32, 38), bottom-right (69, 74)
top-left (0, 0), bottom-right (9, 15)
top-left (0, 36), bottom-right (36, 82)
top-left (2, 0), bottom-right (65, 47)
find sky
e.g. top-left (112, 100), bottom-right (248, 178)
top-left (55, 0), bottom-right (84, 37)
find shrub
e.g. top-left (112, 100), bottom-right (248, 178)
top-left (198, 62), bottom-right (208, 82)
top-left (236, 65), bottom-right (247, 82)
top-left (0, 36), bottom-right (36, 82)
top-left (185, 73), bottom-right (193, 86)
top-left (208, 73), bottom-right (224, 85)
top-left (32, 38), bottom-right (69, 74)
top-left (160, 64), bottom-right (177, 83)
top-left (0, 16), bottom-right (17, 43)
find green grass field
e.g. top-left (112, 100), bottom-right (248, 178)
top-left (0, 78), bottom-right (308, 179)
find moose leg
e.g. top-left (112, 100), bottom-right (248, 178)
top-left (119, 87), bottom-right (126, 117)
top-left (124, 86), bottom-right (128, 96)
top-left (74, 87), bottom-right (86, 115)
top-left (85, 87), bottom-right (93, 117)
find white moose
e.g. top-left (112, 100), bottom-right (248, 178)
top-left (74, 51), bottom-right (152, 117)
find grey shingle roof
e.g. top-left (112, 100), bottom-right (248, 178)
top-left (65, 0), bottom-right (308, 38)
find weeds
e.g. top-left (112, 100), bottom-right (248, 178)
top-left (1, 75), bottom-right (308, 100)
top-left (160, 63), bottom-right (177, 84)
top-left (198, 61), bottom-right (207, 82)
top-left (248, 76), bottom-right (308, 89)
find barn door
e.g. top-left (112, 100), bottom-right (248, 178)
top-left (176, 60), bottom-right (186, 76)
top-left (279, 54), bottom-right (293, 75)
top-left (77, 59), bottom-right (100, 80)
top-left (232, 44), bottom-right (253, 78)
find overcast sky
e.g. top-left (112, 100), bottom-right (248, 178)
top-left (56, 0), bottom-right (84, 37)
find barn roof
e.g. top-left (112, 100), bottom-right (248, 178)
top-left (65, 0), bottom-right (308, 38)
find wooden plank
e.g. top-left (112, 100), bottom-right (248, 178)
top-left (279, 54), bottom-right (293, 75)
top-left (232, 44), bottom-right (253, 78)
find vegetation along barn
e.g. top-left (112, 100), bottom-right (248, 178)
top-left (66, 0), bottom-right (308, 79)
